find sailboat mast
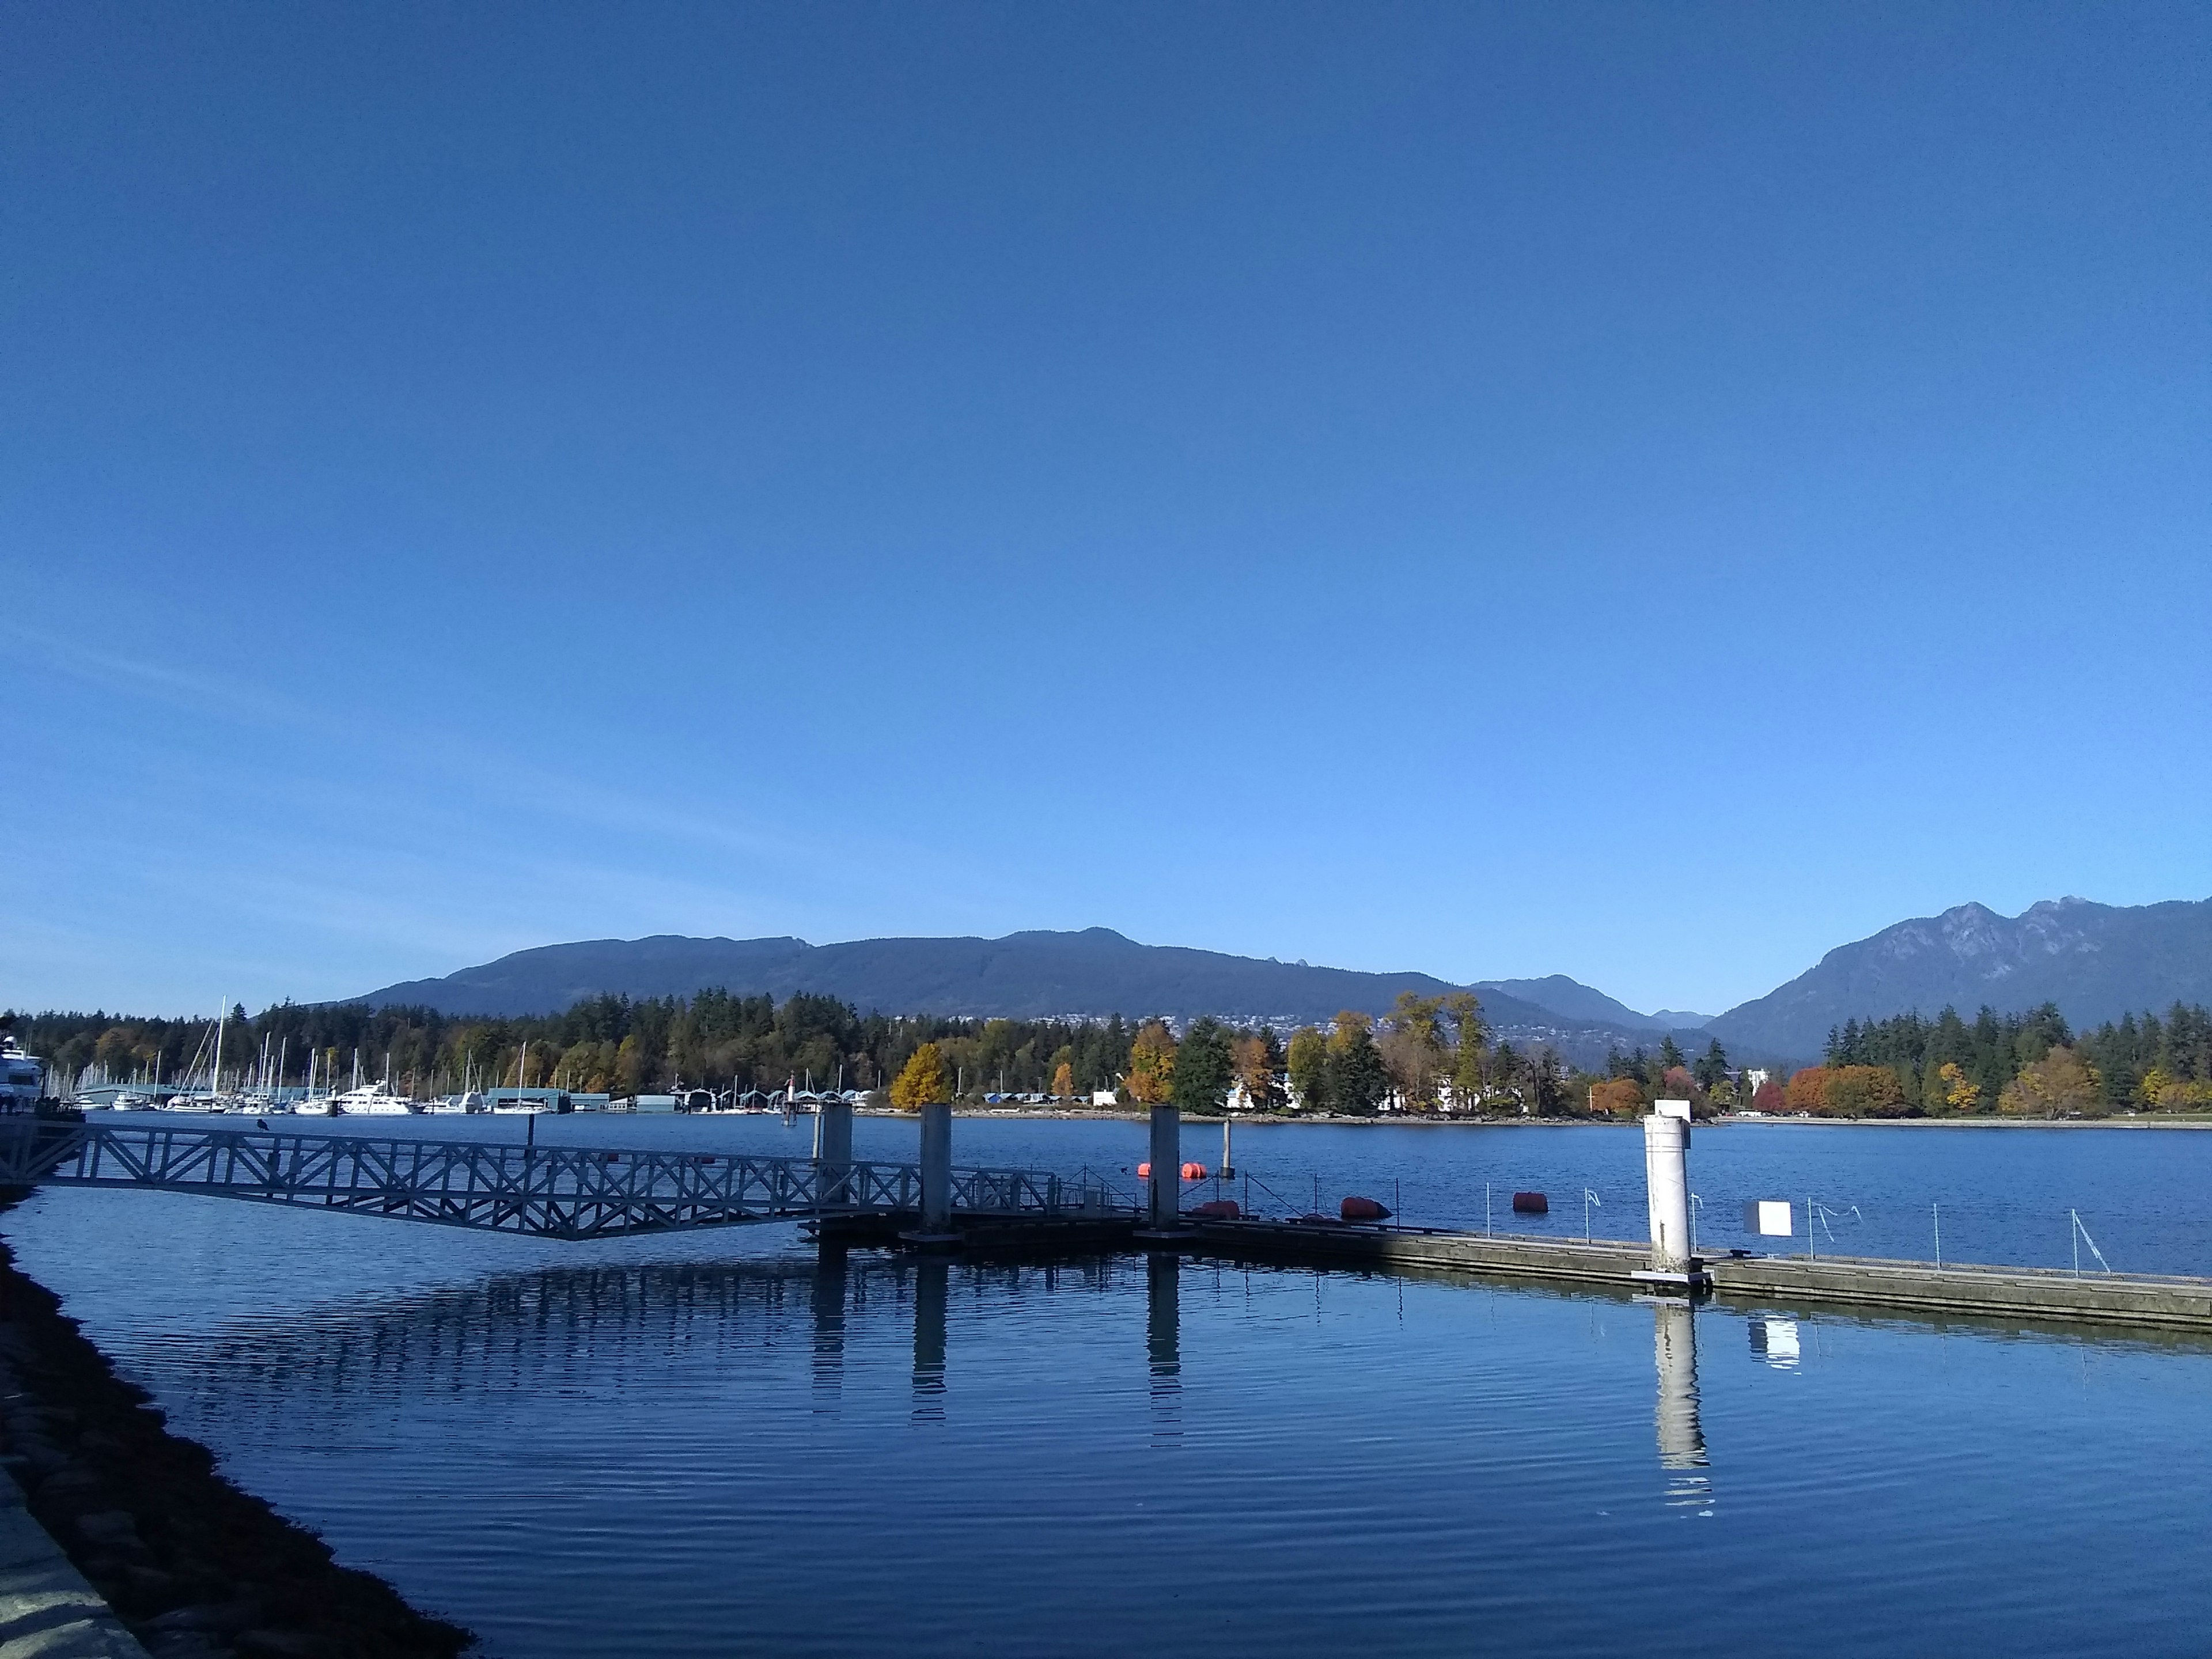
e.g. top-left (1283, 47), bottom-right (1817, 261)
top-left (210, 998), bottom-right (226, 1097)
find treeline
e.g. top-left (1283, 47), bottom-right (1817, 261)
top-left (12, 987), bottom-right (1629, 1116)
top-left (1782, 1002), bottom-right (2212, 1117)
top-left (10, 995), bottom-right (1145, 1101)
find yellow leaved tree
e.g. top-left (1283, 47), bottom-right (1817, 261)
top-left (1126, 1021), bottom-right (1177, 1105)
top-left (1935, 1060), bottom-right (1981, 1113)
top-left (1998, 1047), bottom-right (2103, 1117)
top-left (890, 1042), bottom-right (949, 1109)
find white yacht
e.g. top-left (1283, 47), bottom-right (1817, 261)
top-left (1, 1038), bottom-right (44, 1112)
top-left (320, 1082), bottom-right (421, 1116)
top-left (425, 1090), bottom-right (488, 1115)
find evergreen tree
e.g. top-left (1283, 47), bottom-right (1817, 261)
top-left (1324, 1011), bottom-right (1388, 1115)
top-left (1172, 1018), bottom-right (1234, 1113)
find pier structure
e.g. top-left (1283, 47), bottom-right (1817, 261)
top-left (4, 1112), bottom-right (2211, 1334)
top-left (0, 1118), bottom-right (1125, 1241)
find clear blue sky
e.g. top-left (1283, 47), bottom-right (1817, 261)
top-left (6, 2), bottom-right (2208, 1020)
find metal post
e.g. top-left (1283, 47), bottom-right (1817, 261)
top-left (1147, 1103), bottom-right (1180, 1228)
top-left (2071, 1208), bottom-right (2080, 1278)
top-left (1486, 1182), bottom-right (1492, 1237)
top-left (919, 1101), bottom-right (953, 1232)
top-left (1933, 1202), bottom-right (1942, 1269)
top-left (1808, 1193), bottom-right (1815, 1262)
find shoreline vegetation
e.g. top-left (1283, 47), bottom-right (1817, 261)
top-left (0, 1198), bottom-right (472, 1658)
top-left (13, 988), bottom-right (2211, 1127)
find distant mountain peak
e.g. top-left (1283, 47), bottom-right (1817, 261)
top-left (1709, 895), bottom-right (2212, 1061)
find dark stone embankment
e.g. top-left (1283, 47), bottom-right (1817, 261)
top-left (0, 1206), bottom-right (472, 1659)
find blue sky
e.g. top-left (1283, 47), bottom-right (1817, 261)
top-left (5, 2), bottom-right (2208, 1020)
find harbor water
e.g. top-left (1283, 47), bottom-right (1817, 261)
top-left (6, 1116), bottom-right (2211, 1656)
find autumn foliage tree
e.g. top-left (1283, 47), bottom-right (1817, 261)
top-left (1931, 1060), bottom-right (1981, 1113)
top-left (1823, 1064), bottom-right (1907, 1116)
top-left (1999, 1047), bottom-right (2103, 1117)
top-left (1786, 1067), bottom-right (1831, 1114)
top-left (1378, 992), bottom-right (1448, 1111)
top-left (1126, 1020), bottom-right (1177, 1105)
top-left (1050, 1060), bottom-right (1075, 1099)
top-left (1588, 1077), bottom-right (1643, 1116)
top-left (1231, 1032), bottom-right (1283, 1111)
top-left (890, 1041), bottom-right (949, 1108)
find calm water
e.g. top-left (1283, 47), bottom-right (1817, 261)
top-left (8, 1118), bottom-right (2212, 1656)
top-left (103, 1108), bottom-right (2212, 1274)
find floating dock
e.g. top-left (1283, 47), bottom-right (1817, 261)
top-left (1175, 1218), bottom-right (2212, 1334)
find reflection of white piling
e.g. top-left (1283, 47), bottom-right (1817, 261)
top-left (1643, 1104), bottom-right (1693, 1274)
top-left (919, 1101), bottom-right (953, 1230)
top-left (1652, 1300), bottom-right (1707, 1470)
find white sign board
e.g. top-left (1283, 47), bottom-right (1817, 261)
top-left (1654, 1098), bottom-right (1692, 1121)
top-left (1743, 1199), bottom-right (1793, 1237)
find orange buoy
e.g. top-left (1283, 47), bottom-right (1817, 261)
top-left (1137, 1161), bottom-right (1150, 1178)
top-left (1191, 1199), bottom-right (1241, 1218)
top-left (1180, 1161), bottom-right (1207, 1180)
top-left (1340, 1195), bottom-right (1392, 1222)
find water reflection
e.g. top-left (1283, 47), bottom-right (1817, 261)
top-left (1751, 1315), bottom-right (1801, 1369)
top-left (911, 1256), bottom-right (949, 1422)
top-left (811, 1242), bottom-right (848, 1405)
top-left (1650, 1299), bottom-right (1713, 1516)
top-left (1146, 1251), bottom-right (1180, 1442)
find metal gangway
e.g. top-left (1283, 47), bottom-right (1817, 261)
top-left (0, 1120), bottom-right (1130, 1241)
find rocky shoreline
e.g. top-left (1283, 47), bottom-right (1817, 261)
top-left (0, 1207), bottom-right (471, 1659)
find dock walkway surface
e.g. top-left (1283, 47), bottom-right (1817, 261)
top-left (0, 1483), bottom-right (145, 1659)
top-left (1176, 1218), bottom-right (2212, 1331)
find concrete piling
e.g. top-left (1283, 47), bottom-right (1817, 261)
top-left (816, 1099), bottom-right (854, 1206)
top-left (1641, 1104), bottom-right (1695, 1282)
top-left (1147, 1104), bottom-right (1180, 1229)
top-left (919, 1101), bottom-right (953, 1232)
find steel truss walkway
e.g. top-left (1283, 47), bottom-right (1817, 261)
top-left (0, 1121), bottom-right (1125, 1240)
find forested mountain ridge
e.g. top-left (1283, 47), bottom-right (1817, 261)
top-left (355, 929), bottom-right (1705, 1069)
top-left (1707, 897), bottom-right (2212, 1060)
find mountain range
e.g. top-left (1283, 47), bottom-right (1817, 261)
top-left (357, 894), bottom-right (2212, 1069)
top-left (1705, 896), bottom-right (2212, 1058)
top-left (358, 929), bottom-right (1717, 1071)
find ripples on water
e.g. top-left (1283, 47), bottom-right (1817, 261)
top-left (8, 1120), bottom-right (2212, 1656)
